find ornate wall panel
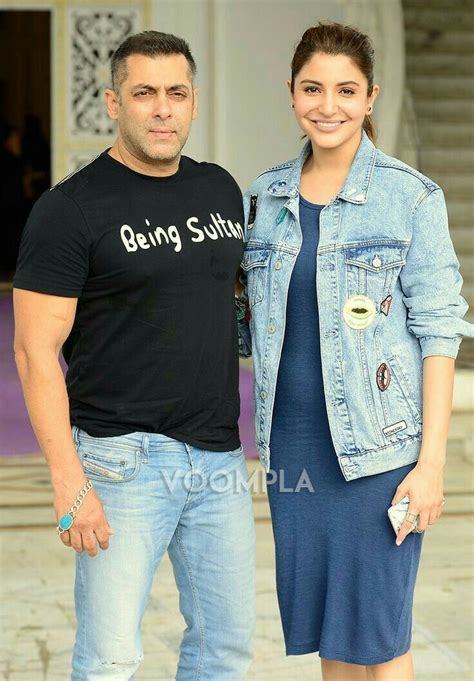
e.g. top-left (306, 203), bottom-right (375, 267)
top-left (67, 6), bottom-right (142, 137)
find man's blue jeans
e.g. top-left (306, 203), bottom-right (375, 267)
top-left (70, 426), bottom-right (256, 680)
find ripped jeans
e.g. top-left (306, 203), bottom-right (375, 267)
top-left (70, 427), bottom-right (256, 680)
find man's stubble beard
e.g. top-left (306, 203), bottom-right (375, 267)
top-left (120, 120), bottom-right (187, 165)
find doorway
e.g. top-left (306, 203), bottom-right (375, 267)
top-left (0, 10), bottom-right (51, 280)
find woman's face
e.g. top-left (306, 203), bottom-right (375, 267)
top-left (290, 51), bottom-right (379, 151)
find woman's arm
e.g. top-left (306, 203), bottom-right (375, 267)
top-left (391, 355), bottom-right (454, 545)
top-left (417, 355), bottom-right (455, 471)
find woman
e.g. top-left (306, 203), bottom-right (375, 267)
top-left (237, 22), bottom-right (473, 681)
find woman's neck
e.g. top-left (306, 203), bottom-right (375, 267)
top-left (300, 130), bottom-right (362, 205)
top-left (307, 129), bottom-right (362, 176)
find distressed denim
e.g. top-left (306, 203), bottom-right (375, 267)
top-left (70, 426), bottom-right (256, 680)
top-left (238, 130), bottom-right (473, 481)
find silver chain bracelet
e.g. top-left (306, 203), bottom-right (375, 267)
top-left (57, 479), bottom-right (93, 534)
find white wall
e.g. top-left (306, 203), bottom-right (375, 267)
top-left (152, 0), bottom-right (345, 188)
top-left (212, 0), bottom-right (344, 187)
top-left (151, 0), bottom-right (403, 190)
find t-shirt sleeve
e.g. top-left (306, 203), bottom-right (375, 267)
top-left (13, 187), bottom-right (91, 297)
top-left (208, 162), bottom-right (243, 202)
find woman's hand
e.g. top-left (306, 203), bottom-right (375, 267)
top-left (391, 458), bottom-right (445, 546)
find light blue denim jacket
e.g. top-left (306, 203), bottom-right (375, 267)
top-left (238, 130), bottom-right (473, 481)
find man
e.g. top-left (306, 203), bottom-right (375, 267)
top-left (13, 31), bottom-right (255, 679)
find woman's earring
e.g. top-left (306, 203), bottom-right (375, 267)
top-left (291, 104), bottom-right (295, 109)
top-left (367, 106), bottom-right (372, 114)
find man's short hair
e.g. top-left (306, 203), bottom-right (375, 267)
top-left (111, 30), bottom-right (197, 92)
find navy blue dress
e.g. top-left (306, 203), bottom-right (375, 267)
top-left (267, 194), bottom-right (424, 665)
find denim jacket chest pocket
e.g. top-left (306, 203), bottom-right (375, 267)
top-left (241, 244), bottom-right (272, 309)
top-left (344, 240), bottom-right (409, 303)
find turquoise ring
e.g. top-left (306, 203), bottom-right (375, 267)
top-left (57, 513), bottom-right (74, 534)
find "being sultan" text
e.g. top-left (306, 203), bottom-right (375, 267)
top-left (120, 213), bottom-right (243, 253)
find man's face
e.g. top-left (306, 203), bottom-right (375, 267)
top-left (107, 53), bottom-right (198, 164)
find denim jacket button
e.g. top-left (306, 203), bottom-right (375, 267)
top-left (260, 390), bottom-right (267, 400)
top-left (269, 324), bottom-right (276, 334)
top-left (275, 261), bottom-right (282, 270)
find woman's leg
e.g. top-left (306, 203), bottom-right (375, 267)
top-left (321, 649), bottom-right (414, 680)
top-left (366, 650), bottom-right (414, 681)
top-left (321, 658), bottom-right (367, 680)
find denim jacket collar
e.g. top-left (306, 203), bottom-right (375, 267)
top-left (266, 129), bottom-right (377, 205)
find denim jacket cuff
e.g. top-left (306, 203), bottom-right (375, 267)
top-left (419, 336), bottom-right (461, 360)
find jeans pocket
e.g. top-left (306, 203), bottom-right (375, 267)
top-left (76, 435), bottom-right (141, 483)
top-left (229, 444), bottom-right (245, 458)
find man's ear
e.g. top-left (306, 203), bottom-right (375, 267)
top-left (192, 87), bottom-right (199, 120)
top-left (105, 88), bottom-right (120, 121)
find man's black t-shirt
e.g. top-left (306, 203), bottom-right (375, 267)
top-left (14, 151), bottom-right (244, 451)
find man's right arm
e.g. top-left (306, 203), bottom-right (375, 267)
top-left (13, 288), bottom-right (113, 557)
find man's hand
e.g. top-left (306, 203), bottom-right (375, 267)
top-left (235, 269), bottom-right (245, 297)
top-left (54, 479), bottom-right (113, 557)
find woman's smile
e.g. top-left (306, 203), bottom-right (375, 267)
top-left (310, 119), bottom-right (347, 131)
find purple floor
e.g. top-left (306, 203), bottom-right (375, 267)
top-left (0, 293), bottom-right (258, 458)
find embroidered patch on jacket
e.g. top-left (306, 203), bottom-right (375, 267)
top-left (248, 194), bottom-right (258, 227)
top-left (380, 294), bottom-right (393, 316)
top-left (376, 363), bottom-right (391, 391)
top-left (382, 420), bottom-right (407, 437)
top-left (268, 179), bottom-right (290, 195)
top-left (343, 294), bottom-right (376, 330)
top-left (276, 207), bottom-right (287, 225)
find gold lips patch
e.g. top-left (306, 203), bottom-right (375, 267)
top-left (343, 294), bottom-right (376, 330)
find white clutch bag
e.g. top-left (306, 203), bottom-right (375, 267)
top-left (387, 495), bottom-right (418, 535)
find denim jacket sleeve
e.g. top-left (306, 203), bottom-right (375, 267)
top-left (236, 188), bottom-right (252, 358)
top-left (400, 187), bottom-right (474, 359)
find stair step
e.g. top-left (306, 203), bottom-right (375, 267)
top-left (405, 8), bottom-right (474, 31)
top-left (458, 280), bottom-right (474, 304)
top-left (446, 202), bottom-right (474, 230)
top-left (406, 53), bottom-right (474, 76)
top-left (404, 0), bottom-right (474, 8)
top-left (418, 122), bottom-right (474, 147)
top-left (419, 147), bottom-right (474, 172)
top-left (0, 505), bottom-right (55, 529)
top-left (457, 336), bottom-right (474, 367)
top-left (415, 98), bottom-right (474, 121)
top-left (432, 172), bottom-right (474, 200)
top-left (407, 29), bottom-right (474, 54)
top-left (449, 411), bottom-right (473, 440)
top-left (450, 226), bottom-right (474, 252)
top-left (452, 370), bottom-right (474, 411)
top-left (451, 220), bottom-right (474, 234)
top-left (459, 254), bottom-right (474, 282)
top-left (408, 75), bottom-right (474, 98)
